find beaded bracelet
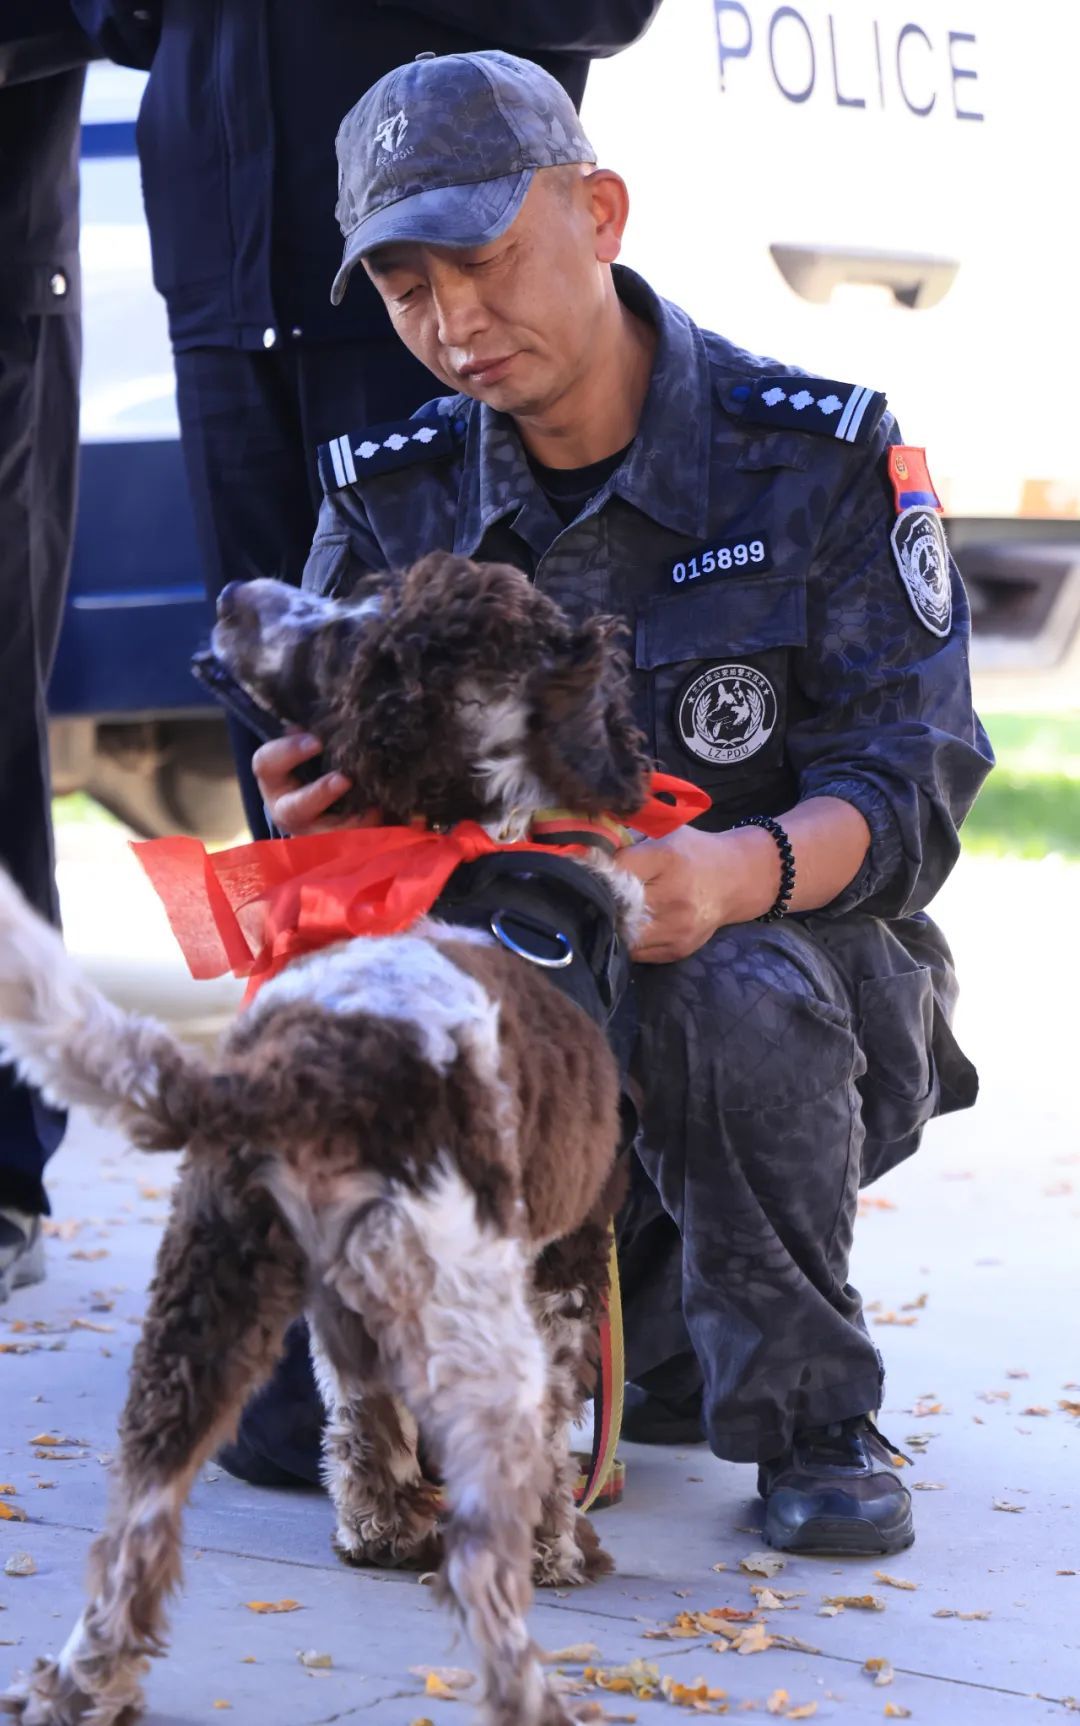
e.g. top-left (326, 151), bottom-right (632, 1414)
top-left (732, 814), bottom-right (796, 923)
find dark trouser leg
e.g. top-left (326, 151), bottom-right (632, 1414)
top-left (173, 336), bottom-right (437, 841)
top-left (624, 917), bottom-right (883, 1465)
top-left (0, 312), bottom-right (80, 1212)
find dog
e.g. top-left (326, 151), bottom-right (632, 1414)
top-left (0, 554), bottom-right (654, 1726)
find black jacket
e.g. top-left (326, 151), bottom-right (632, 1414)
top-left (0, 2), bottom-right (95, 315)
top-left (70, 0), bottom-right (662, 352)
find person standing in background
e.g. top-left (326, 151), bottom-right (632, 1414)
top-left (0, 5), bottom-right (96, 1299)
top-left (69, 1), bottom-right (663, 841)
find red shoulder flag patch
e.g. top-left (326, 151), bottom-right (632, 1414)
top-left (888, 445), bottom-right (943, 515)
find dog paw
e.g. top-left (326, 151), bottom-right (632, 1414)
top-left (532, 1530), bottom-right (588, 1588)
top-left (332, 1522), bottom-right (443, 1572)
top-left (1, 1657), bottom-right (142, 1726)
top-left (572, 1512), bottom-right (614, 1581)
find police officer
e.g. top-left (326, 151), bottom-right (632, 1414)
top-left (0, 6), bottom-right (94, 1301)
top-left (70, 1), bottom-right (663, 842)
top-left (254, 51), bottom-right (993, 1555)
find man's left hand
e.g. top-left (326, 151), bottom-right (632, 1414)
top-left (614, 826), bottom-right (735, 964)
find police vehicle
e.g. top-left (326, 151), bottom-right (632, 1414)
top-left (54, 8), bottom-right (1080, 839)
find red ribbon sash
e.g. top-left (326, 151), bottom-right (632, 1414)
top-left (133, 772), bottom-right (710, 1000)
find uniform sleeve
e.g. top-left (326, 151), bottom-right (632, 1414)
top-left (301, 493), bottom-right (386, 599)
top-left (789, 417), bottom-right (994, 918)
top-left (373, 0), bottom-right (662, 56)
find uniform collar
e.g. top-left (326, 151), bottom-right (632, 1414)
top-left (453, 265), bottom-right (712, 557)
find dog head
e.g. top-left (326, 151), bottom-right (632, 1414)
top-left (212, 555), bottom-right (651, 830)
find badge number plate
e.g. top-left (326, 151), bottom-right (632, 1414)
top-left (671, 536), bottom-right (771, 585)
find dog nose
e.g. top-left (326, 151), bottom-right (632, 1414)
top-left (217, 581), bottom-right (244, 622)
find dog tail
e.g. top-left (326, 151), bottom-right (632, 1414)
top-left (0, 867), bottom-right (210, 1151)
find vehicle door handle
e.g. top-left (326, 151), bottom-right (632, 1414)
top-left (769, 244), bottom-right (959, 309)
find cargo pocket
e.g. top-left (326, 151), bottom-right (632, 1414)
top-left (634, 577), bottom-right (805, 822)
top-left (857, 965), bottom-right (939, 1183)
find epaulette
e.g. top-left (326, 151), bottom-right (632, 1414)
top-left (730, 375), bottom-right (887, 446)
top-left (317, 408), bottom-right (467, 494)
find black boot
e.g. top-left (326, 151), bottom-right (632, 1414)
top-left (217, 1319), bottom-right (324, 1489)
top-left (759, 1415), bottom-right (913, 1556)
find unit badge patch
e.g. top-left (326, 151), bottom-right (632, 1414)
top-left (675, 664), bottom-right (778, 766)
top-left (890, 507), bottom-right (952, 637)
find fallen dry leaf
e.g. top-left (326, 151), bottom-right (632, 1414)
top-left (874, 1572), bottom-right (917, 1592)
top-left (212, 1704), bottom-right (231, 1712)
top-left (0, 1485), bottom-right (16, 1494)
top-left (908, 1400), bottom-right (943, 1418)
top-left (739, 1550), bottom-right (786, 1578)
top-left (767, 1692), bottom-right (790, 1716)
top-left (817, 1606), bottom-right (842, 1618)
top-left (874, 1313), bottom-right (918, 1328)
top-left (770, 1634), bottom-right (822, 1656)
top-left (711, 1562), bottom-right (729, 1573)
top-left (786, 1708), bottom-right (818, 1721)
top-left (883, 1708), bottom-right (911, 1720)
top-left (411, 1667), bottom-right (474, 1691)
top-left (977, 1390), bottom-right (1010, 1405)
top-left (584, 1660), bottom-right (660, 1700)
top-left (752, 1587), bottom-right (802, 1610)
top-left (42, 1219), bottom-right (82, 1240)
top-left (298, 1650), bottom-right (333, 1671)
top-left (69, 1249), bottom-right (109, 1262)
top-left (992, 1499), bottom-right (1024, 1513)
top-left (1057, 1570), bottom-right (1077, 1576)
top-left (542, 1645), bottom-right (600, 1665)
top-left (70, 1318), bottom-right (115, 1334)
top-left (901, 1293), bottom-right (929, 1311)
top-left (822, 1595), bottom-right (885, 1612)
top-left (0, 1502), bottom-right (27, 1523)
top-left (863, 1658), bottom-right (894, 1687)
top-left (244, 1599), bottom-right (301, 1614)
top-left (1005, 1369), bottom-right (1030, 1380)
top-left (932, 1609), bottom-right (991, 1621)
top-left (409, 1719), bottom-right (436, 1726)
top-left (1059, 1401), bottom-right (1080, 1419)
top-left (733, 1623), bottom-right (774, 1656)
top-left (858, 1196), bottom-right (897, 1212)
top-left (912, 1481), bottom-right (947, 1492)
top-left (659, 1674), bottom-right (728, 1712)
top-left (1020, 1407), bottom-right (1051, 1417)
top-left (4, 1552), bottom-right (36, 1577)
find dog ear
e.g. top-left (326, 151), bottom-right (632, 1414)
top-left (525, 617), bottom-right (651, 817)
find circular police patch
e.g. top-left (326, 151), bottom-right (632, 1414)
top-left (890, 506), bottom-right (952, 637)
top-left (675, 664), bottom-right (778, 766)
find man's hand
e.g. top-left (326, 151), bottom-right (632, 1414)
top-left (253, 733), bottom-right (355, 836)
top-left (614, 825), bottom-right (772, 966)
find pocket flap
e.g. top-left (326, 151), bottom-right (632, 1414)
top-left (635, 576), bottom-right (806, 670)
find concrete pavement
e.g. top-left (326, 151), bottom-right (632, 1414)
top-left (1, 825), bottom-right (1077, 1724)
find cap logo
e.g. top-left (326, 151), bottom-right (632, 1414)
top-left (374, 109), bottom-right (409, 155)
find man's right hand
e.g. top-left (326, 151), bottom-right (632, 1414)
top-left (253, 733), bottom-right (354, 836)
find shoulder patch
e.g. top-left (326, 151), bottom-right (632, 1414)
top-left (734, 375), bottom-right (887, 446)
top-left (317, 411), bottom-right (466, 494)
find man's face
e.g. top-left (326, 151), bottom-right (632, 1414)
top-left (361, 169), bottom-right (620, 420)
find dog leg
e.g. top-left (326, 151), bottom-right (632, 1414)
top-left (327, 1163), bottom-right (574, 1726)
top-left (308, 1305), bottom-right (441, 1570)
top-left (2, 1173), bottom-right (305, 1726)
top-left (531, 1232), bottom-right (615, 1588)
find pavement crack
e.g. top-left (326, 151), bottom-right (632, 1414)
top-left (310, 1688), bottom-right (419, 1724)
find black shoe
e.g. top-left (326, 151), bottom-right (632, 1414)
top-left (758, 1415), bottom-right (914, 1556)
top-left (217, 1319), bottom-right (324, 1489)
top-left (621, 1383), bottom-right (706, 1446)
top-left (0, 1209), bottom-right (45, 1303)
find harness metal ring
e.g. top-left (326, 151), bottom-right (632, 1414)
top-left (489, 909), bottom-right (574, 969)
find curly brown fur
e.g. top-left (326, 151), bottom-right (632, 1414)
top-left (0, 553), bottom-right (642, 1726)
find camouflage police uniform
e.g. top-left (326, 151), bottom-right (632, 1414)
top-left (302, 263), bottom-right (993, 1464)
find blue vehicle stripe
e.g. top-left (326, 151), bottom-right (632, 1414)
top-left (80, 120), bottom-right (139, 160)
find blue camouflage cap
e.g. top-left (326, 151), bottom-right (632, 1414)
top-left (330, 50), bottom-right (597, 306)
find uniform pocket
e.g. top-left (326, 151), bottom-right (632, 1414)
top-left (634, 578), bottom-right (805, 821)
top-left (856, 966), bottom-right (939, 1171)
